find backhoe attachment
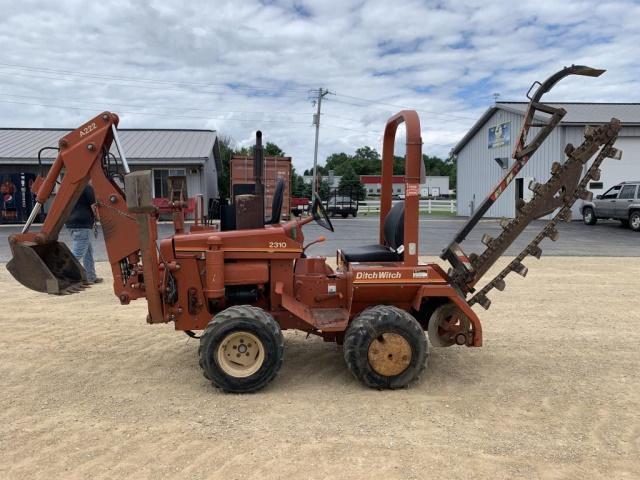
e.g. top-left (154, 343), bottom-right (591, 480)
top-left (6, 112), bottom-right (134, 295)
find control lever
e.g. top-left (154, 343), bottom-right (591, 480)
top-left (303, 236), bottom-right (326, 253)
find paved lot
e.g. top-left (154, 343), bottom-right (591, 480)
top-left (1, 216), bottom-right (638, 262)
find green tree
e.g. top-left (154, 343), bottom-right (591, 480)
top-left (318, 179), bottom-right (331, 200)
top-left (325, 152), bottom-right (351, 173)
top-left (264, 142), bottom-right (285, 157)
top-left (216, 134), bottom-right (235, 200)
top-left (352, 146), bottom-right (381, 175)
top-left (338, 164), bottom-right (366, 200)
top-left (290, 166), bottom-right (306, 197)
top-left (423, 154), bottom-right (455, 190)
top-left (303, 165), bottom-right (328, 176)
top-left (393, 155), bottom-right (405, 175)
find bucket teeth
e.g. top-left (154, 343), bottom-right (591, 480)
top-left (481, 234), bottom-right (494, 247)
top-left (547, 228), bottom-right (559, 241)
top-left (63, 282), bottom-right (87, 294)
top-left (499, 217), bottom-right (511, 229)
top-left (528, 245), bottom-right (542, 259)
top-left (591, 169), bottom-right (601, 181)
top-left (551, 161), bottom-right (562, 175)
top-left (562, 210), bottom-right (572, 222)
top-left (493, 279), bottom-right (506, 291)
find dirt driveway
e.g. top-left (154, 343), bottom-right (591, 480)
top-left (0, 257), bottom-right (638, 479)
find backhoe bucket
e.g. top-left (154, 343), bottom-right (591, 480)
top-left (7, 240), bottom-right (86, 295)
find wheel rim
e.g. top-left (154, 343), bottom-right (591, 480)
top-left (632, 214), bottom-right (640, 229)
top-left (216, 331), bottom-right (265, 378)
top-left (367, 333), bottom-right (412, 376)
top-left (429, 306), bottom-right (471, 347)
top-left (584, 210), bottom-right (592, 222)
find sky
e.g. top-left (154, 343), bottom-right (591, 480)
top-left (0, 0), bottom-right (639, 171)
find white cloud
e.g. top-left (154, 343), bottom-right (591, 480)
top-left (0, 0), bottom-right (638, 171)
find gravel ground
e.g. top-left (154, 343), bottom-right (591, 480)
top-left (0, 257), bottom-right (638, 479)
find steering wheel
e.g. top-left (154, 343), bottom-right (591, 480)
top-left (311, 195), bottom-right (334, 232)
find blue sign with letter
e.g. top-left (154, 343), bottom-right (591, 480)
top-left (488, 122), bottom-right (510, 149)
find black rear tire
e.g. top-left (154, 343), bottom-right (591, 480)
top-left (583, 207), bottom-right (597, 225)
top-left (198, 305), bottom-right (284, 393)
top-left (343, 305), bottom-right (427, 389)
top-left (630, 211), bottom-right (640, 232)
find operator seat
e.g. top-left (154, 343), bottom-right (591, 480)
top-left (338, 201), bottom-right (404, 263)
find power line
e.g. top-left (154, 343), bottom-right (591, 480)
top-left (0, 92), bottom-right (315, 117)
top-left (0, 62), bottom-right (313, 94)
top-left (0, 70), bottom-right (306, 100)
top-left (0, 97), bottom-right (391, 142)
top-left (331, 93), bottom-right (478, 121)
top-left (0, 98), bottom-right (315, 125)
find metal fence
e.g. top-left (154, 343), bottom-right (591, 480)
top-left (358, 199), bottom-right (456, 215)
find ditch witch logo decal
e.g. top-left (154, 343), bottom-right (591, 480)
top-left (354, 270), bottom-right (430, 282)
top-left (355, 271), bottom-right (402, 280)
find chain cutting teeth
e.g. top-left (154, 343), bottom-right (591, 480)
top-left (528, 180), bottom-right (541, 193)
top-left (546, 228), bottom-right (559, 241)
top-left (512, 262), bottom-right (528, 277)
top-left (564, 143), bottom-right (575, 156)
top-left (580, 191), bottom-right (593, 201)
top-left (605, 147), bottom-right (622, 160)
top-left (475, 294), bottom-right (491, 310)
top-left (528, 245), bottom-right (543, 259)
top-left (493, 279), bottom-right (506, 291)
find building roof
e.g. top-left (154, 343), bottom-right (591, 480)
top-left (0, 128), bottom-right (218, 165)
top-left (452, 102), bottom-right (640, 155)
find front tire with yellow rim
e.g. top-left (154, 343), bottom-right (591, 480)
top-left (199, 305), bottom-right (284, 393)
top-left (343, 305), bottom-right (427, 389)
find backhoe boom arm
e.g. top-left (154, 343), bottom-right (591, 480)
top-left (7, 112), bottom-right (162, 320)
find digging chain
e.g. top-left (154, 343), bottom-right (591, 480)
top-left (468, 119), bottom-right (621, 310)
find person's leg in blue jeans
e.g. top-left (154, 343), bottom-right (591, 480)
top-left (70, 228), bottom-right (96, 282)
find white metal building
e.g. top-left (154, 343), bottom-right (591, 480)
top-left (452, 103), bottom-right (640, 218)
top-left (360, 175), bottom-right (451, 197)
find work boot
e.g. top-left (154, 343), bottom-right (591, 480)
top-left (92, 277), bottom-right (104, 284)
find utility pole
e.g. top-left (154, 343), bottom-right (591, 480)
top-left (312, 88), bottom-right (331, 198)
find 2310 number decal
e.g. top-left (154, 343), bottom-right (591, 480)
top-left (268, 241), bottom-right (287, 249)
